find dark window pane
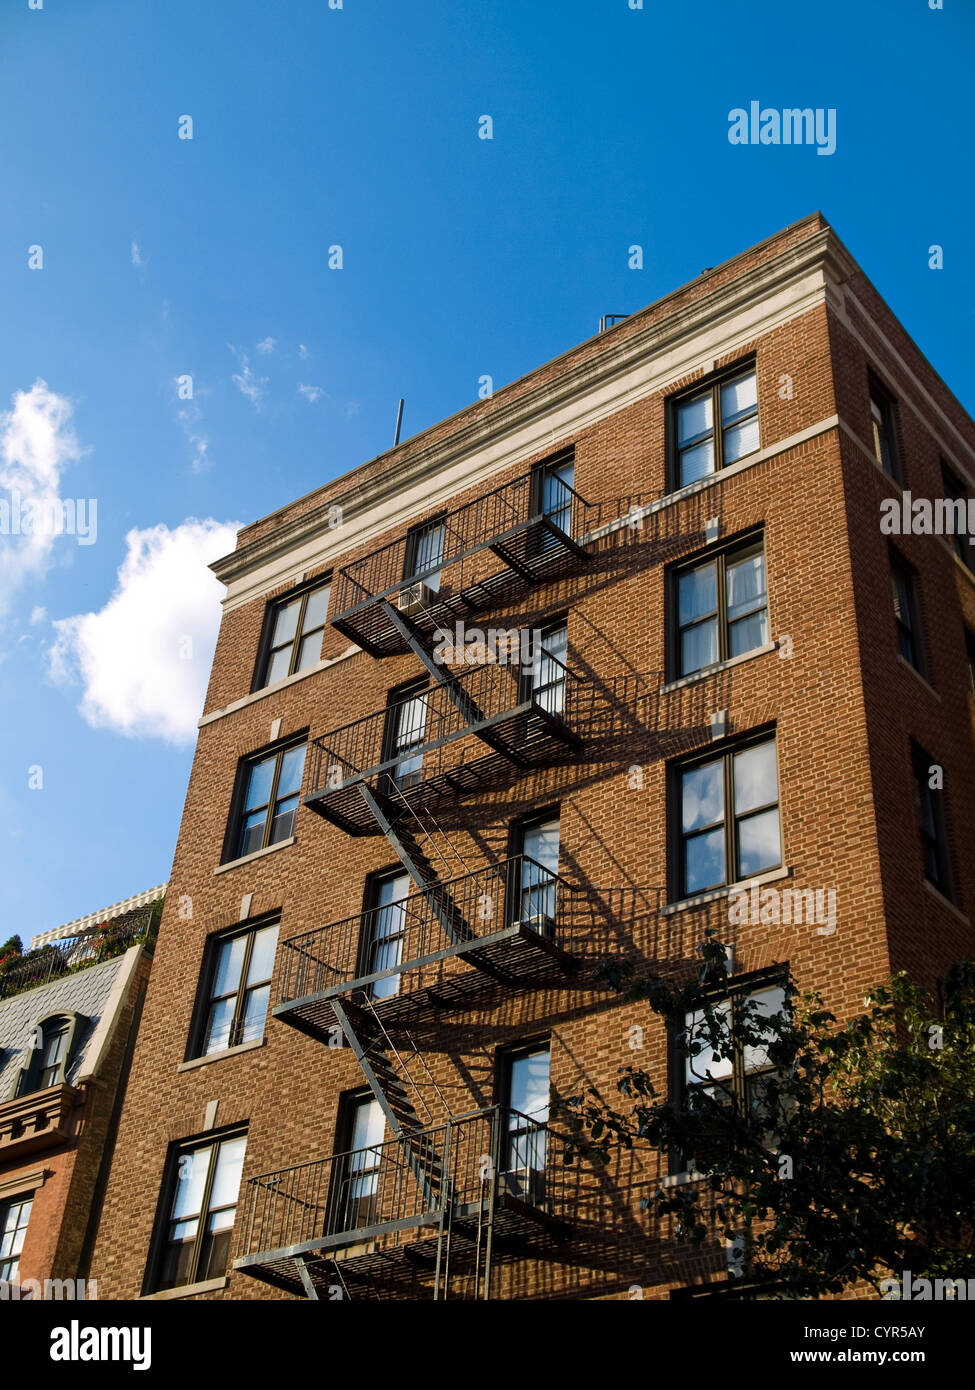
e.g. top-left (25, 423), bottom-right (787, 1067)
top-left (737, 808), bottom-right (781, 877)
top-left (302, 585), bottom-right (330, 633)
top-left (271, 600), bottom-right (301, 649)
top-left (678, 564), bottom-right (717, 625)
top-left (681, 762), bottom-right (724, 833)
top-left (276, 746), bottom-right (306, 800)
top-left (296, 631), bottom-right (323, 671)
top-left (243, 757), bottom-right (276, 813)
top-left (733, 741), bottom-right (777, 815)
top-left (684, 827), bottom-right (726, 894)
top-left (266, 646), bottom-right (293, 685)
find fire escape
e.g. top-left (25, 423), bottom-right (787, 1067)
top-left (235, 460), bottom-right (610, 1300)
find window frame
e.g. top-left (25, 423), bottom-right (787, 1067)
top-left (519, 618), bottom-right (569, 711)
top-left (403, 514), bottom-right (447, 590)
top-left (187, 916), bottom-right (281, 1061)
top-left (0, 1193), bottom-right (34, 1284)
top-left (668, 530), bottom-right (768, 680)
top-left (380, 678), bottom-right (429, 789)
top-left (669, 969), bottom-right (788, 1173)
top-left (357, 869), bottom-right (412, 1001)
top-left (495, 1038), bottom-right (552, 1178)
top-left (15, 1012), bottom-right (85, 1096)
top-left (670, 729), bottom-right (782, 901)
top-left (145, 1126), bottom-right (248, 1295)
top-left (911, 741), bottom-right (955, 901)
top-left (252, 576), bottom-right (331, 693)
top-left (508, 808), bottom-right (561, 928)
top-left (868, 373), bottom-right (902, 483)
top-left (530, 449), bottom-right (576, 529)
top-left (328, 1090), bottom-right (386, 1235)
top-left (890, 548), bottom-right (926, 676)
top-left (667, 361), bottom-right (759, 492)
top-left (222, 734), bottom-right (308, 864)
top-left (941, 462), bottom-right (973, 570)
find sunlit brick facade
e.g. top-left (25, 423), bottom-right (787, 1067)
top-left (90, 214), bottom-right (975, 1301)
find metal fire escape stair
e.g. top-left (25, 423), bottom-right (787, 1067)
top-left (331, 995), bottom-right (448, 1208)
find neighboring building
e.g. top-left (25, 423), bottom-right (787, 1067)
top-left (0, 887), bottom-right (163, 1294)
top-left (90, 212), bottom-right (975, 1301)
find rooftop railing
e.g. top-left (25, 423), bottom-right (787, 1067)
top-left (0, 909), bottom-right (158, 1001)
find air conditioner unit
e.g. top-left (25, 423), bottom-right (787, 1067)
top-left (517, 913), bottom-right (555, 940)
top-left (398, 581), bottom-right (435, 615)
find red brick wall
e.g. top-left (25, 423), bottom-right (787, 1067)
top-left (89, 217), bottom-right (975, 1301)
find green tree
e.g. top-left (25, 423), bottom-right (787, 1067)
top-left (560, 934), bottom-right (975, 1296)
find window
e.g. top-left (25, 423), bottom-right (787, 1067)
top-left (383, 682), bottom-right (428, 788)
top-left (361, 872), bottom-right (411, 1000)
top-left (911, 743), bottom-right (954, 899)
top-left (227, 740), bottom-right (306, 861)
top-left (671, 367), bottom-right (759, 489)
top-left (941, 464), bottom-right (973, 569)
top-left (675, 734), bottom-right (781, 898)
top-left (514, 814), bottom-right (560, 929)
top-left (523, 622), bottom-right (568, 715)
top-left (674, 536), bottom-right (768, 677)
top-left (404, 518), bottom-right (446, 592)
top-left (0, 1195), bottom-right (33, 1283)
top-left (677, 982), bottom-right (787, 1168)
top-left (17, 1014), bottom-right (79, 1096)
top-left (890, 551), bottom-right (924, 673)
top-left (256, 580), bottom-right (330, 690)
top-left (533, 455), bottom-right (576, 536)
top-left (869, 376), bottom-right (901, 481)
top-left (330, 1094), bottom-right (385, 1233)
top-left (501, 1044), bottom-right (550, 1175)
top-left (194, 921), bottom-right (279, 1058)
top-left (152, 1132), bottom-right (246, 1292)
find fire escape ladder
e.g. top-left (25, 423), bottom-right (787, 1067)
top-left (356, 782), bottom-right (475, 946)
top-left (378, 597), bottom-right (530, 768)
top-left (381, 776), bottom-right (475, 880)
top-left (331, 997), bottom-right (445, 1210)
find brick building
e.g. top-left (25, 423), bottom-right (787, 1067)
top-left (90, 213), bottom-right (974, 1301)
top-left (0, 887), bottom-right (163, 1295)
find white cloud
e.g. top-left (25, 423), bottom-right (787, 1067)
top-left (130, 241), bottom-right (148, 269)
top-left (256, 337), bottom-right (276, 355)
top-left (345, 400), bottom-right (361, 418)
top-left (297, 383), bottom-right (326, 404)
top-left (229, 348), bottom-right (268, 408)
top-left (30, 606), bottom-right (46, 625)
top-left (0, 379), bottom-right (84, 615)
top-left (298, 344), bottom-right (309, 360)
top-left (49, 517), bottom-right (239, 745)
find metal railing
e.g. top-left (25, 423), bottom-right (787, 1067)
top-left (236, 1105), bottom-right (560, 1263)
top-left (0, 910), bottom-right (158, 1000)
top-left (331, 467), bottom-right (592, 620)
top-left (306, 653), bottom-right (579, 799)
top-left (279, 854), bottom-right (575, 1003)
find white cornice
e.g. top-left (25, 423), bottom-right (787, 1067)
top-left (216, 231), bottom-right (838, 611)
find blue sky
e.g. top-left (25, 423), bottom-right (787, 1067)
top-left (1, 0), bottom-right (971, 939)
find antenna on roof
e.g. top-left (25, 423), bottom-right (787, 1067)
top-left (598, 314), bottom-right (629, 334)
top-left (393, 398), bottom-right (404, 446)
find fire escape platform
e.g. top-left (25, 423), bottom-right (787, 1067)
top-left (331, 515), bottom-right (589, 658)
top-left (303, 705), bottom-right (581, 836)
top-left (234, 1192), bottom-right (567, 1299)
top-left (273, 921), bottom-right (579, 1041)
